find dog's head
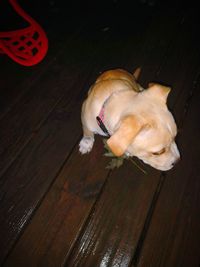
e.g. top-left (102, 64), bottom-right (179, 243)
top-left (107, 83), bottom-right (180, 171)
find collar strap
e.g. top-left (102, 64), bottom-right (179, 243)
top-left (96, 88), bottom-right (138, 137)
top-left (96, 116), bottom-right (110, 137)
top-left (96, 96), bottom-right (111, 137)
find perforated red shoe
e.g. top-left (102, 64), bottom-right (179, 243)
top-left (0, 0), bottom-right (48, 66)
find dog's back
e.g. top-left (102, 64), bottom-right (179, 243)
top-left (95, 69), bottom-right (140, 91)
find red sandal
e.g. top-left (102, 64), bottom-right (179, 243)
top-left (0, 0), bottom-right (48, 66)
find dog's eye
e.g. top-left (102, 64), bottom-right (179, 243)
top-left (152, 148), bottom-right (166, 156)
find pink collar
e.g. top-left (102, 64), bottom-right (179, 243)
top-left (96, 97), bottom-right (110, 136)
top-left (96, 89), bottom-right (133, 136)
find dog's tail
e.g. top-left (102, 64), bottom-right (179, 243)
top-left (133, 67), bottom-right (141, 80)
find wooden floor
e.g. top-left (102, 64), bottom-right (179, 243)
top-left (1, 1), bottom-right (200, 266)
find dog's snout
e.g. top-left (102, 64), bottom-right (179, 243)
top-left (172, 156), bottom-right (180, 166)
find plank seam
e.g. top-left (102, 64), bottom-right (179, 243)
top-left (62, 170), bottom-right (112, 267)
top-left (130, 172), bottom-right (166, 267)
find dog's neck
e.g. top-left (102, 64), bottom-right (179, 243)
top-left (96, 89), bottom-right (139, 136)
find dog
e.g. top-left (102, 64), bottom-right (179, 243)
top-left (79, 68), bottom-right (180, 171)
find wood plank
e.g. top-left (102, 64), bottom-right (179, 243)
top-left (137, 6), bottom-right (179, 85)
top-left (0, 59), bottom-right (34, 117)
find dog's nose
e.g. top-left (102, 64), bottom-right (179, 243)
top-left (172, 157), bottom-right (180, 166)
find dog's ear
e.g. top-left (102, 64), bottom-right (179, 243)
top-left (147, 83), bottom-right (171, 103)
top-left (107, 115), bottom-right (143, 157)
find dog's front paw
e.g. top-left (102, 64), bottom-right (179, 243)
top-left (79, 137), bottom-right (94, 154)
top-left (125, 151), bottom-right (131, 157)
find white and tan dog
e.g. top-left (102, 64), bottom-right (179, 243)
top-left (79, 68), bottom-right (180, 171)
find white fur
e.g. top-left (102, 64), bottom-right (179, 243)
top-left (79, 137), bottom-right (94, 154)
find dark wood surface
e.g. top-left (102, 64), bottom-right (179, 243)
top-left (1, 1), bottom-right (200, 266)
